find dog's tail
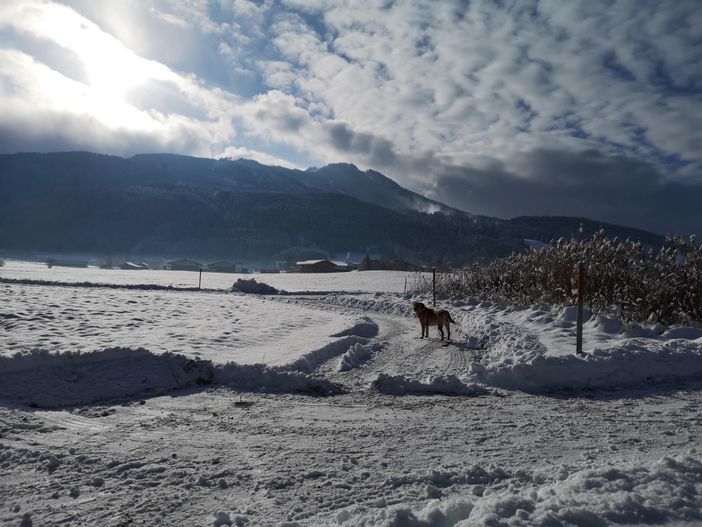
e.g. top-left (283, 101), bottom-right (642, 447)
top-left (448, 314), bottom-right (457, 324)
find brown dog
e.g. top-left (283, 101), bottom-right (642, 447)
top-left (412, 301), bottom-right (456, 340)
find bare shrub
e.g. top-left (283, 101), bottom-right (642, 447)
top-left (411, 231), bottom-right (702, 325)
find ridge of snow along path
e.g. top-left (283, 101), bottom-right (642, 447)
top-left (2, 277), bottom-right (702, 525)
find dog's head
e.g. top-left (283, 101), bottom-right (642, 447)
top-left (412, 301), bottom-right (426, 314)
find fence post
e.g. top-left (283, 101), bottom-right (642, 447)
top-left (576, 263), bottom-right (585, 355)
top-left (432, 266), bottom-right (436, 308)
top-left (199, 268), bottom-right (202, 290)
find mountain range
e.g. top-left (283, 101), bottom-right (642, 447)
top-left (0, 152), bottom-right (663, 265)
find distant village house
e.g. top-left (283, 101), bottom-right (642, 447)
top-left (165, 259), bottom-right (203, 271)
top-left (120, 261), bottom-right (149, 270)
top-left (296, 259), bottom-right (339, 273)
top-left (46, 258), bottom-right (88, 268)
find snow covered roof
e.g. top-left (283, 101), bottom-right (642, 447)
top-left (296, 259), bottom-right (335, 266)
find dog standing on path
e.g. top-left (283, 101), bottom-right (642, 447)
top-left (412, 301), bottom-right (456, 341)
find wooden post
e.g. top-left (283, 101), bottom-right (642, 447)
top-left (432, 266), bottom-right (436, 308)
top-left (198, 268), bottom-right (202, 290)
top-left (576, 263), bottom-right (585, 355)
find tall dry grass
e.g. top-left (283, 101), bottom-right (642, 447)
top-left (411, 231), bottom-right (702, 325)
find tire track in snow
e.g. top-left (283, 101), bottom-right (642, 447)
top-left (316, 310), bottom-right (475, 390)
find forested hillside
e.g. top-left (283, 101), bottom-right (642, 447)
top-left (0, 152), bottom-right (663, 263)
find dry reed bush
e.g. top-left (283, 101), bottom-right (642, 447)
top-left (411, 231), bottom-right (702, 325)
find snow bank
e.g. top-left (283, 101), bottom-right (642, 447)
top-left (332, 316), bottom-right (379, 338)
top-left (472, 339), bottom-right (702, 393)
top-left (372, 373), bottom-right (488, 396)
top-left (344, 454), bottom-right (702, 526)
top-left (338, 342), bottom-right (383, 372)
top-left (325, 293), bottom-right (415, 317)
top-left (0, 348), bottom-right (209, 407)
top-left (231, 278), bottom-right (279, 294)
top-left (458, 302), bottom-right (702, 392)
top-left (283, 336), bottom-right (369, 373)
top-left (281, 317), bottom-right (379, 373)
top-left (0, 348), bottom-right (340, 407)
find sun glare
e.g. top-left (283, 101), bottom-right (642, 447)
top-left (81, 36), bottom-right (149, 97)
top-left (1, 1), bottom-right (180, 130)
top-left (39, 3), bottom-right (156, 98)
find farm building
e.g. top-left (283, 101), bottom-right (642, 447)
top-left (120, 261), bottom-right (149, 270)
top-left (165, 259), bottom-right (203, 271)
top-left (296, 259), bottom-right (339, 273)
top-left (46, 258), bottom-right (88, 268)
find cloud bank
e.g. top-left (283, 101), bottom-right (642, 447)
top-left (0, 0), bottom-right (700, 234)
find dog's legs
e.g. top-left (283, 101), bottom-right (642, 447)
top-left (438, 325), bottom-right (444, 340)
top-left (447, 323), bottom-right (451, 341)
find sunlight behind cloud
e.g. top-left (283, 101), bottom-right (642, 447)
top-left (0, 48), bottom-right (158, 131)
top-left (0, 0), bottom-right (238, 153)
top-left (1, 2), bottom-right (150, 97)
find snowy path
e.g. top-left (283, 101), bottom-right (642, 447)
top-left (3, 294), bottom-right (702, 526)
top-left (313, 309), bottom-right (481, 390)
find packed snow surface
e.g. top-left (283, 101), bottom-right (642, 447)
top-left (2, 263), bottom-right (702, 526)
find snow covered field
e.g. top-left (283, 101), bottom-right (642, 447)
top-left (2, 264), bottom-right (702, 526)
top-left (0, 259), bottom-right (420, 292)
top-left (0, 281), bottom-right (356, 364)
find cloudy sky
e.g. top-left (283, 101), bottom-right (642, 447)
top-left (1, 0), bottom-right (701, 235)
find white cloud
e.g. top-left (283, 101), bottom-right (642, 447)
top-left (243, 0), bottom-right (702, 181)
